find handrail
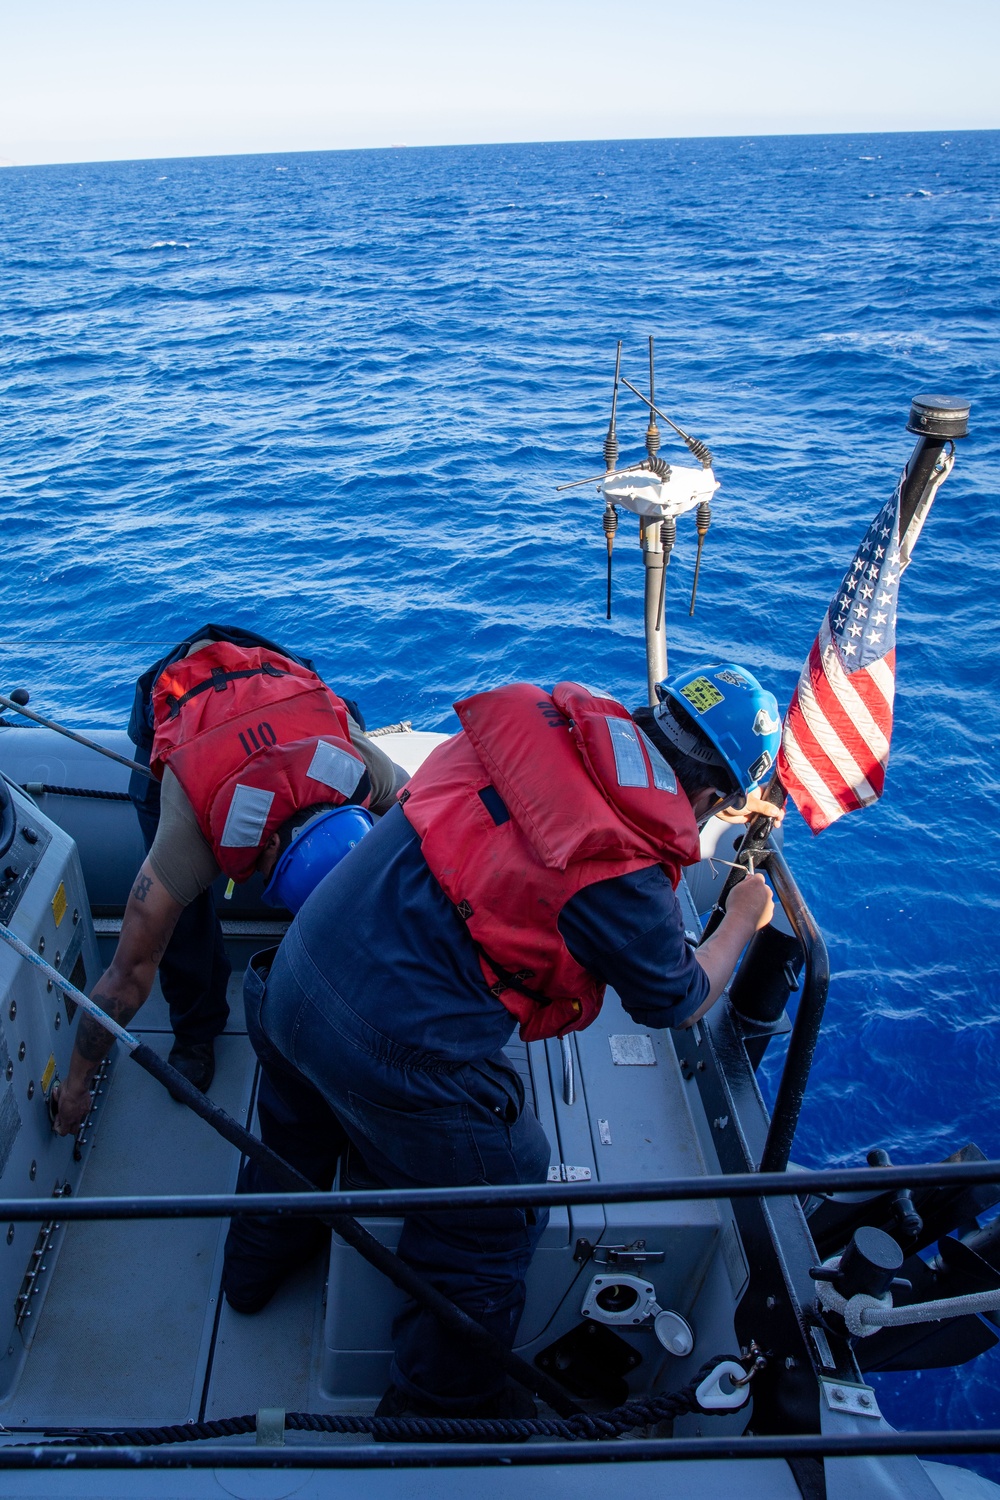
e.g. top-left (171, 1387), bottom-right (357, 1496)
top-left (3, 1154), bottom-right (999, 1222)
top-left (1, 1430), bottom-right (1000, 1469)
top-left (757, 846), bottom-right (830, 1173)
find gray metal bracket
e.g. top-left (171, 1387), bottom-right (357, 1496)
top-left (573, 1237), bottom-right (666, 1267)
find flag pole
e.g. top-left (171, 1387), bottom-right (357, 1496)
top-left (701, 393), bottom-right (970, 940)
top-left (898, 394), bottom-right (970, 568)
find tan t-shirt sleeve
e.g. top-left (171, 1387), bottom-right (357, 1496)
top-left (147, 769), bottom-right (221, 908)
top-left (348, 715), bottom-right (407, 816)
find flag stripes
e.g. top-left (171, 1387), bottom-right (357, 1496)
top-left (778, 479), bottom-right (902, 834)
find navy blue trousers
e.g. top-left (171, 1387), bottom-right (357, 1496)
top-left (226, 937), bottom-right (551, 1411)
top-left (132, 788), bottom-right (231, 1048)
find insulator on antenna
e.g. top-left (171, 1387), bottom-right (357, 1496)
top-left (660, 516), bottom-right (677, 558)
top-left (685, 434), bottom-right (714, 468)
top-left (696, 498), bottom-right (712, 536)
top-left (646, 454), bottom-right (671, 481)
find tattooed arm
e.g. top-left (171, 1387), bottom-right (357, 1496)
top-left (53, 859), bottom-right (185, 1136)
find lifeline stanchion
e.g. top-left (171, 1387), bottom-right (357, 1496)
top-left (0, 920), bottom-right (580, 1419)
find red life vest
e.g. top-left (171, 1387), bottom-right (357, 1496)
top-left (150, 641), bottom-right (369, 881)
top-left (400, 681), bottom-right (701, 1042)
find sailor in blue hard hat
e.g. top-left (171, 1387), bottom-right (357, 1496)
top-left (220, 664), bottom-right (782, 1423)
top-left (53, 624), bottom-right (405, 1139)
top-left (634, 662), bottom-right (784, 826)
top-left (261, 804), bottom-right (375, 914)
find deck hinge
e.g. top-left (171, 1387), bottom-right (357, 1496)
top-left (547, 1164), bottom-right (591, 1183)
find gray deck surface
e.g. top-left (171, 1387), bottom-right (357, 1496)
top-left (0, 971), bottom-right (342, 1430)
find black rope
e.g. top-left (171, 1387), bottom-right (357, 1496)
top-left (31, 784), bottom-right (132, 802)
top-left (22, 1360), bottom-right (736, 1448)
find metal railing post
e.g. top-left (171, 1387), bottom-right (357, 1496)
top-left (757, 848), bottom-right (830, 1173)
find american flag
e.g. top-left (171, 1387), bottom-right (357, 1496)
top-left (777, 475), bottom-right (903, 833)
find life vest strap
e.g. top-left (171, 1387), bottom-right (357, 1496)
top-left (165, 662), bottom-right (287, 718)
top-left (452, 901), bottom-right (554, 1009)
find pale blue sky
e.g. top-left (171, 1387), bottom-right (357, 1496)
top-left (2, 0), bottom-right (997, 167)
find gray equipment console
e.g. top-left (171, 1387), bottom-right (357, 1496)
top-left (0, 778), bottom-right (103, 1397)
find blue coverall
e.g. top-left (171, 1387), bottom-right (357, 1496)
top-left (224, 801), bottom-right (708, 1411)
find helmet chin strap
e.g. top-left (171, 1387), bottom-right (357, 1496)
top-left (696, 788), bottom-right (749, 829)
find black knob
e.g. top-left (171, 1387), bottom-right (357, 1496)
top-left (906, 394), bottom-right (970, 440)
top-left (834, 1226), bottom-right (903, 1300)
top-left (21, 827), bottom-right (37, 845)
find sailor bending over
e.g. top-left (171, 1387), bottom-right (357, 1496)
top-left (221, 663), bottom-right (782, 1421)
top-left (54, 625), bottom-right (404, 1136)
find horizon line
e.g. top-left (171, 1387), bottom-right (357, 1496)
top-left (2, 124), bottom-right (997, 173)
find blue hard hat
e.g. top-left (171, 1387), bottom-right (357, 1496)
top-left (654, 663), bottom-right (781, 795)
top-left (261, 804), bottom-right (374, 914)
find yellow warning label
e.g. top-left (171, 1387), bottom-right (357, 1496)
top-left (41, 1054), bottom-right (56, 1094)
top-left (52, 883), bottom-right (68, 928)
top-left (678, 676), bottom-right (725, 714)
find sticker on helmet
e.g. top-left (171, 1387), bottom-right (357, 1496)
top-left (748, 750), bottom-right (773, 784)
top-left (715, 669), bottom-right (751, 689)
top-left (679, 676), bottom-right (725, 714)
top-left (752, 707), bottom-right (781, 737)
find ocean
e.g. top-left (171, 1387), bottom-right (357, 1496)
top-left (1, 130), bottom-right (998, 1457)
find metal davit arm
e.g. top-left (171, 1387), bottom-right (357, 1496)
top-left (756, 846), bottom-right (830, 1174)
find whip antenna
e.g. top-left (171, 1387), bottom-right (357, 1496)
top-left (688, 499), bottom-right (712, 614)
top-left (603, 339), bottom-right (622, 472)
top-left (602, 340), bottom-right (623, 619)
top-left (645, 336), bottom-right (660, 461)
top-left (603, 503), bottom-right (619, 620)
top-left (657, 516), bottom-right (675, 635)
top-left (620, 376), bottom-right (713, 469)
top-left (643, 337), bottom-right (671, 482)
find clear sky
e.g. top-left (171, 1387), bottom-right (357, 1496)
top-left (1, 0), bottom-right (997, 167)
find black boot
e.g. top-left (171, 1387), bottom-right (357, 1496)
top-left (167, 1039), bottom-right (216, 1094)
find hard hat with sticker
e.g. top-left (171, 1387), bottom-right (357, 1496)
top-left (655, 662), bottom-right (782, 795)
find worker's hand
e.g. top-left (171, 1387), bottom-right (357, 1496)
top-left (52, 1079), bottom-right (92, 1137)
top-left (725, 871), bottom-right (774, 933)
top-left (717, 791), bottom-right (785, 827)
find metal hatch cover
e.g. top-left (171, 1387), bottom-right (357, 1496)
top-left (609, 1033), bottom-right (657, 1066)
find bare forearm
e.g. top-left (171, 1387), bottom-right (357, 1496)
top-left (54, 860), bottom-right (183, 1137)
top-left (679, 873), bottom-right (774, 1029)
top-left (67, 969), bottom-right (152, 1081)
top-left (65, 862), bottom-right (179, 1085)
top-left (691, 917), bottom-right (757, 1011)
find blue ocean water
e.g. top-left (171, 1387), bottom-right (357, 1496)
top-left (1, 132), bottom-right (999, 1455)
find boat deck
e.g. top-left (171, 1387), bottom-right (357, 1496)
top-left (0, 970), bottom-right (351, 1430)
